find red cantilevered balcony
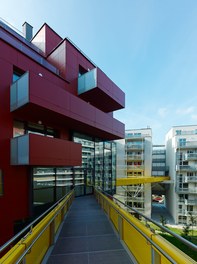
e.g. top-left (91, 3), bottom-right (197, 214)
top-left (11, 134), bottom-right (82, 166)
top-left (78, 67), bottom-right (125, 113)
top-left (10, 72), bottom-right (124, 140)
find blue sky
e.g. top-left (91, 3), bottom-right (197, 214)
top-left (2, 0), bottom-right (197, 144)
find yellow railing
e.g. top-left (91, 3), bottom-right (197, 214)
top-left (0, 190), bottom-right (74, 264)
top-left (95, 189), bottom-right (196, 264)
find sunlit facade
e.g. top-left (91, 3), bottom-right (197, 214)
top-left (115, 128), bottom-right (152, 217)
top-left (165, 125), bottom-right (197, 225)
top-left (0, 19), bottom-right (125, 245)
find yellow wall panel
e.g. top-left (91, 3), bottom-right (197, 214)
top-left (54, 211), bottom-right (62, 232)
top-left (109, 206), bottom-right (118, 231)
top-left (26, 226), bottom-right (50, 264)
top-left (123, 220), bottom-right (151, 264)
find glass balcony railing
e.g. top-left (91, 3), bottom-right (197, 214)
top-left (176, 165), bottom-right (197, 171)
top-left (11, 134), bottom-right (29, 165)
top-left (127, 165), bottom-right (144, 171)
top-left (10, 72), bottom-right (29, 111)
top-left (176, 187), bottom-right (197, 193)
top-left (78, 68), bottom-right (97, 95)
top-left (177, 141), bottom-right (197, 148)
top-left (127, 154), bottom-right (144, 160)
top-left (78, 67), bottom-right (125, 112)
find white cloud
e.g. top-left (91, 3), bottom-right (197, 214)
top-left (176, 106), bottom-right (195, 115)
top-left (158, 107), bottom-right (168, 118)
top-left (191, 114), bottom-right (197, 120)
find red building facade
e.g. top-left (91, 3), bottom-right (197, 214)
top-left (0, 20), bottom-right (125, 245)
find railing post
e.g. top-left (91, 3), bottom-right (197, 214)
top-left (107, 203), bottom-right (110, 218)
top-left (151, 247), bottom-right (161, 264)
top-left (50, 220), bottom-right (55, 245)
top-left (22, 257), bottom-right (26, 264)
top-left (118, 215), bottom-right (123, 240)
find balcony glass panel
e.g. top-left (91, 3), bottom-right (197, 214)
top-left (11, 135), bottom-right (29, 165)
top-left (78, 68), bottom-right (96, 95)
top-left (10, 72), bottom-right (29, 111)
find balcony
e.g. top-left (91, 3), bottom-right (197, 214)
top-left (177, 153), bottom-right (197, 161)
top-left (177, 141), bottom-right (197, 149)
top-left (185, 153), bottom-right (197, 160)
top-left (11, 134), bottom-right (82, 166)
top-left (10, 72), bottom-right (124, 140)
top-left (78, 67), bottom-right (125, 113)
top-left (126, 144), bottom-right (144, 150)
top-left (177, 176), bottom-right (197, 183)
top-left (176, 187), bottom-right (197, 194)
top-left (176, 165), bottom-right (197, 172)
top-left (178, 199), bottom-right (197, 205)
top-left (127, 165), bottom-right (144, 171)
top-left (178, 210), bottom-right (197, 216)
top-left (127, 154), bottom-right (144, 161)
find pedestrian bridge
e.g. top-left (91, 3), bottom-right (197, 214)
top-left (0, 189), bottom-right (196, 264)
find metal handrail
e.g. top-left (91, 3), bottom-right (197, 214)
top-left (0, 188), bottom-right (74, 254)
top-left (0, 17), bottom-right (23, 36)
top-left (97, 188), bottom-right (197, 252)
top-left (96, 189), bottom-right (177, 263)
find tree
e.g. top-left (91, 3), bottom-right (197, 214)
top-left (181, 224), bottom-right (190, 238)
top-left (188, 212), bottom-right (197, 238)
top-left (160, 215), bottom-right (167, 233)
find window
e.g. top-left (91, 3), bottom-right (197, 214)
top-left (13, 120), bottom-right (57, 138)
top-left (78, 65), bottom-right (88, 77)
top-left (0, 170), bottom-right (3, 196)
top-left (187, 205), bottom-right (193, 212)
top-left (13, 67), bottom-right (25, 82)
top-left (13, 120), bottom-right (25, 137)
top-left (179, 138), bottom-right (186, 146)
top-left (178, 216), bottom-right (187, 224)
top-left (176, 130), bottom-right (182, 135)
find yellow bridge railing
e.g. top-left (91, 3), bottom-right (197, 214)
top-left (0, 190), bottom-right (74, 264)
top-left (95, 189), bottom-right (197, 264)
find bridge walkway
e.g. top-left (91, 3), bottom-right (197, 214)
top-left (46, 195), bottom-right (134, 264)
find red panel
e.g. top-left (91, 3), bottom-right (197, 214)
top-left (26, 72), bottom-right (124, 140)
top-left (0, 21), bottom-right (125, 246)
top-left (66, 41), bottom-right (95, 89)
top-left (31, 24), bottom-right (62, 56)
top-left (0, 57), bottom-right (29, 245)
top-left (47, 41), bottom-right (66, 78)
top-left (29, 134), bottom-right (82, 166)
top-left (79, 68), bottom-right (125, 112)
top-left (48, 40), bottom-right (95, 94)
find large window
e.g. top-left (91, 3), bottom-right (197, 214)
top-left (13, 120), bottom-right (57, 138)
top-left (73, 132), bottom-right (116, 195)
top-left (33, 167), bottom-right (73, 207)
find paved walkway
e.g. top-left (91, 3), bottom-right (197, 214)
top-left (46, 195), bottom-right (134, 264)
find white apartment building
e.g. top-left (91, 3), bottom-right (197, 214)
top-left (115, 128), bottom-right (152, 217)
top-left (165, 125), bottom-right (197, 225)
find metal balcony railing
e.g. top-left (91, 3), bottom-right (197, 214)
top-left (95, 189), bottom-right (197, 264)
top-left (176, 165), bottom-right (197, 172)
top-left (1, 188), bottom-right (196, 264)
top-left (177, 141), bottom-right (197, 149)
top-left (127, 165), bottom-right (144, 171)
top-left (176, 187), bottom-right (197, 193)
top-left (0, 190), bottom-right (74, 263)
top-left (127, 154), bottom-right (144, 160)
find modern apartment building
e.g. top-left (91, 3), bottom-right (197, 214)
top-left (116, 128), bottom-right (152, 217)
top-left (0, 19), bottom-right (125, 245)
top-left (151, 145), bottom-right (169, 197)
top-left (165, 125), bottom-right (197, 225)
